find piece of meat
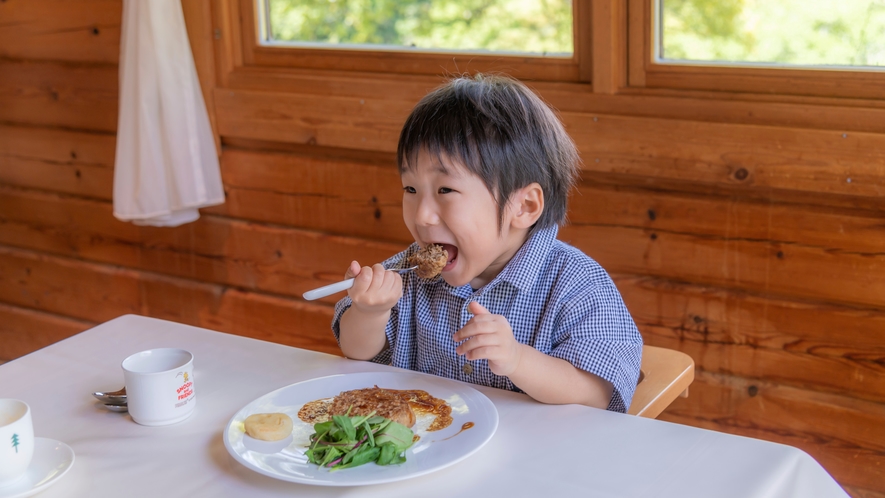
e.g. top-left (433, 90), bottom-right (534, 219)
top-left (328, 386), bottom-right (416, 428)
top-left (409, 244), bottom-right (448, 279)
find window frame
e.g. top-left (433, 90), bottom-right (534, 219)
top-left (231, 0), bottom-right (593, 83)
top-left (627, 0), bottom-right (885, 100)
top-left (212, 0), bottom-right (885, 105)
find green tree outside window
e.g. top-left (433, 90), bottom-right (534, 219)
top-left (265, 0), bottom-right (573, 55)
top-left (661, 0), bottom-right (885, 67)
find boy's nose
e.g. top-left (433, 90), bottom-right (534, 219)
top-left (414, 197), bottom-right (440, 226)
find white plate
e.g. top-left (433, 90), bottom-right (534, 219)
top-left (223, 371), bottom-right (498, 486)
top-left (0, 438), bottom-right (75, 498)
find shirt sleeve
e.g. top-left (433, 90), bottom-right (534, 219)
top-left (548, 279), bottom-right (643, 413)
top-left (330, 295), bottom-right (351, 345)
top-left (329, 246), bottom-right (416, 365)
top-left (330, 295), bottom-right (397, 365)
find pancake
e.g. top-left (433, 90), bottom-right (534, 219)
top-left (328, 386), bottom-right (416, 428)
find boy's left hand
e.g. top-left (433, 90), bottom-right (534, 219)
top-left (454, 301), bottom-right (523, 376)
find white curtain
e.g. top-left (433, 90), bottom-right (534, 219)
top-left (113, 0), bottom-right (224, 227)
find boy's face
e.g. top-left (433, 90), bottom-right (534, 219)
top-left (401, 150), bottom-right (530, 289)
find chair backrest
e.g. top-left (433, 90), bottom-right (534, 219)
top-left (628, 345), bottom-right (695, 418)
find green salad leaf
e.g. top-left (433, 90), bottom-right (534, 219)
top-left (304, 410), bottom-right (414, 471)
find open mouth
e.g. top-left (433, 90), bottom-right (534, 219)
top-left (436, 243), bottom-right (458, 271)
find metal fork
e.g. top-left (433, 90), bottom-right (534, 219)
top-left (302, 265), bottom-right (418, 301)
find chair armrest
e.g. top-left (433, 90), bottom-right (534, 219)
top-left (628, 345), bottom-right (695, 418)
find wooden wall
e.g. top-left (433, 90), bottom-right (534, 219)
top-left (1, 1), bottom-right (883, 496)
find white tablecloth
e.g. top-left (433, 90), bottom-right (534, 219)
top-left (0, 315), bottom-right (847, 497)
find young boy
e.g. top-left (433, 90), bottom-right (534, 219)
top-left (333, 74), bottom-right (643, 412)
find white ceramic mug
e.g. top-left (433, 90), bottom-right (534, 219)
top-left (122, 348), bottom-right (196, 426)
top-left (0, 399), bottom-right (34, 487)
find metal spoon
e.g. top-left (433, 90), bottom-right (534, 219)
top-left (93, 387), bottom-right (127, 405)
top-left (302, 265), bottom-right (418, 301)
top-left (102, 403), bottom-right (128, 413)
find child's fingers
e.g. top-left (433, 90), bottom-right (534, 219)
top-left (374, 263), bottom-right (404, 290)
top-left (463, 346), bottom-right (497, 361)
top-left (381, 268), bottom-right (404, 297)
top-left (344, 260), bottom-right (362, 279)
top-left (452, 315), bottom-right (500, 342)
top-left (356, 264), bottom-right (390, 286)
top-left (349, 265), bottom-right (375, 294)
top-left (468, 301), bottom-right (491, 315)
top-left (351, 264), bottom-right (402, 308)
top-left (455, 331), bottom-right (499, 356)
top-left (366, 263), bottom-right (392, 292)
top-left (456, 326), bottom-right (521, 374)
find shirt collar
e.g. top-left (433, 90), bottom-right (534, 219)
top-left (483, 224), bottom-right (559, 294)
top-left (435, 225), bottom-right (559, 298)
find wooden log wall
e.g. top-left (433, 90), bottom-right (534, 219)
top-left (0, 1), bottom-right (882, 495)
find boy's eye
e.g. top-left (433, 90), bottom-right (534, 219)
top-left (403, 186), bottom-right (416, 194)
top-left (438, 187), bottom-right (453, 194)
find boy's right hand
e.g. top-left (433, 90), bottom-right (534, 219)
top-left (345, 261), bottom-right (403, 316)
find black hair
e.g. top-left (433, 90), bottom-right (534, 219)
top-left (397, 73), bottom-right (580, 233)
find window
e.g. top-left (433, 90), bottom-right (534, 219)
top-left (659, 0), bottom-right (885, 68)
top-left (224, 0), bottom-right (589, 82)
top-left (260, 0), bottom-right (574, 57)
top-left (218, 0), bottom-right (885, 99)
top-left (628, 0), bottom-right (885, 99)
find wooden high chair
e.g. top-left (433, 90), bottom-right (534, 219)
top-left (628, 345), bottom-right (695, 418)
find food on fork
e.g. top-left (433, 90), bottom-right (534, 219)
top-left (244, 412), bottom-right (293, 441)
top-left (329, 387), bottom-right (416, 428)
top-left (409, 244), bottom-right (448, 279)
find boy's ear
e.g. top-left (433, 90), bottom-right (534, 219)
top-left (510, 183), bottom-right (544, 229)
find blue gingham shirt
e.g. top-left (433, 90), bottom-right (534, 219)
top-left (332, 226), bottom-right (643, 412)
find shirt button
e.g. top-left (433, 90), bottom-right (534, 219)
top-left (462, 363), bottom-right (473, 375)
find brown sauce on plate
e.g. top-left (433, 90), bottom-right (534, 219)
top-left (392, 389), bottom-right (453, 432)
top-left (439, 422), bottom-right (475, 441)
